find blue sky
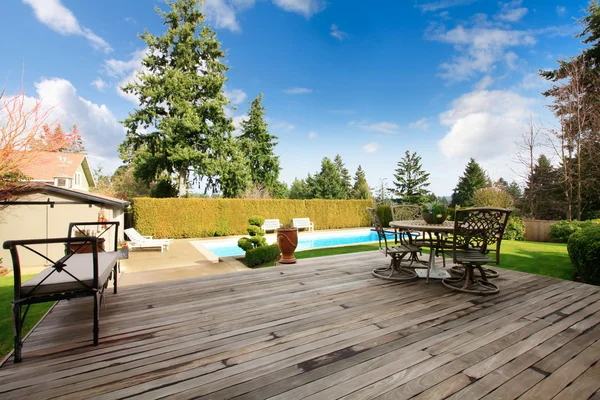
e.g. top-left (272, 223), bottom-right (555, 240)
top-left (2, 0), bottom-right (590, 195)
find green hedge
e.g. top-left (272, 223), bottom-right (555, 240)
top-left (504, 217), bottom-right (525, 241)
top-left (245, 244), bottom-right (281, 268)
top-left (568, 225), bottom-right (600, 285)
top-left (133, 198), bottom-right (374, 238)
top-left (549, 220), bottom-right (600, 243)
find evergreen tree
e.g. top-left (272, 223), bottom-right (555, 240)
top-left (239, 94), bottom-right (280, 190)
top-left (351, 165), bottom-right (371, 199)
top-left (310, 158), bottom-right (347, 199)
top-left (334, 154), bottom-right (352, 199)
top-left (288, 178), bottom-right (311, 199)
top-left (219, 138), bottom-right (252, 198)
top-left (524, 155), bottom-right (565, 219)
top-left (451, 158), bottom-right (489, 207)
top-left (506, 181), bottom-right (523, 201)
top-left (390, 150), bottom-right (430, 204)
top-left (119, 0), bottom-right (234, 197)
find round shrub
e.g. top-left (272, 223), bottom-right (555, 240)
top-left (248, 215), bottom-right (265, 227)
top-left (550, 220), bottom-right (595, 243)
top-left (245, 244), bottom-right (280, 268)
top-left (247, 225), bottom-right (263, 237)
top-left (250, 236), bottom-right (267, 247)
top-left (237, 238), bottom-right (253, 251)
top-left (472, 187), bottom-right (514, 209)
top-left (503, 217), bottom-right (525, 241)
top-left (568, 225), bottom-right (600, 285)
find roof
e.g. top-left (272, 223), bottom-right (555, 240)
top-left (42, 184), bottom-right (129, 208)
top-left (19, 152), bottom-right (94, 186)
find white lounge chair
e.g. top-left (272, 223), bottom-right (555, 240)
top-left (124, 228), bottom-right (172, 252)
top-left (293, 217), bottom-right (314, 232)
top-left (261, 219), bottom-right (282, 233)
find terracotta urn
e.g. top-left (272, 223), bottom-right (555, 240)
top-left (276, 228), bottom-right (298, 264)
top-left (422, 212), bottom-right (447, 225)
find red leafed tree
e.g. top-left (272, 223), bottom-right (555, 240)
top-left (1, 89), bottom-right (78, 200)
top-left (42, 123), bottom-right (84, 153)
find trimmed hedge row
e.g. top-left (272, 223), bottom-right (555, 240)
top-left (133, 198), bottom-right (374, 238)
top-left (245, 244), bottom-right (281, 268)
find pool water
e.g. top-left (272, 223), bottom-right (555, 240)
top-left (201, 229), bottom-right (397, 258)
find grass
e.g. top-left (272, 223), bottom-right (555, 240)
top-left (0, 275), bottom-right (54, 358)
top-left (249, 240), bottom-right (574, 281)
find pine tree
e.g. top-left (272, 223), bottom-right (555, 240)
top-left (334, 154), bottom-right (351, 199)
top-left (390, 151), bottom-right (430, 204)
top-left (451, 158), bottom-right (489, 207)
top-left (239, 94), bottom-right (280, 190)
top-left (524, 155), bottom-right (565, 219)
top-left (351, 165), bottom-right (371, 199)
top-left (119, 0), bottom-right (234, 197)
top-left (288, 178), bottom-right (311, 199)
top-left (310, 158), bottom-right (347, 199)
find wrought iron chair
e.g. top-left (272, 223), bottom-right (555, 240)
top-left (367, 207), bottom-right (418, 282)
top-left (442, 207), bottom-right (511, 294)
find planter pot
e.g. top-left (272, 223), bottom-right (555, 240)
top-left (422, 212), bottom-right (447, 225)
top-left (276, 228), bottom-right (298, 264)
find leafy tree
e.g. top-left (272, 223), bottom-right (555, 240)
top-left (288, 178), bottom-right (311, 199)
top-left (390, 150), bottom-right (430, 204)
top-left (351, 165), bottom-right (371, 199)
top-left (42, 124), bottom-right (84, 153)
top-left (451, 158), bottom-right (489, 207)
top-left (310, 157), bottom-right (347, 199)
top-left (374, 179), bottom-right (391, 206)
top-left (239, 94), bottom-right (281, 191)
top-left (334, 154), bottom-right (351, 199)
top-left (269, 181), bottom-right (289, 199)
top-left (472, 187), bottom-right (515, 209)
top-left (506, 181), bottom-right (523, 201)
top-left (119, 0), bottom-right (234, 198)
top-left (111, 164), bottom-right (150, 199)
top-left (219, 138), bottom-right (251, 198)
top-left (523, 155), bottom-right (565, 219)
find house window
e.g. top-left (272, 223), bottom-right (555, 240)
top-left (56, 178), bottom-right (67, 187)
top-left (74, 173), bottom-right (82, 187)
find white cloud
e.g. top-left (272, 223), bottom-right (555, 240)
top-left (556, 6), bottom-right (567, 17)
top-left (520, 72), bottom-right (550, 91)
top-left (203, 0), bottom-right (244, 32)
top-left (505, 51), bottom-right (519, 69)
top-left (225, 89), bottom-right (247, 105)
top-left (356, 121), bottom-right (400, 134)
top-left (272, 0), bottom-right (326, 17)
top-left (104, 48), bottom-right (148, 103)
top-left (308, 131), bottom-right (318, 139)
top-left (272, 121), bottom-right (295, 131)
top-left (428, 23), bottom-right (536, 81)
top-left (91, 78), bottom-right (107, 92)
top-left (437, 89), bottom-right (535, 160)
top-left (416, 0), bottom-right (476, 12)
top-left (22, 0), bottom-right (111, 53)
top-left (409, 117), bottom-right (429, 131)
top-left (475, 75), bottom-right (494, 90)
top-left (32, 78), bottom-right (125, 158)
top-left (362, 142), bottom-right (381, 153)
top-left (496, 0), bottom-right (528, 22)
top-left (232, 114), bottom-right (249, 135)
top-left (330, 24), bottom-right (348, 41)
top-left (283, 87), bottom-right (312, 94)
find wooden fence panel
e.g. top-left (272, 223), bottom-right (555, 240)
top-left (524, 219), bottom-right (557, 242)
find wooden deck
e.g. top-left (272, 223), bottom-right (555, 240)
top-left (1, 251), bottom-right (600, 399)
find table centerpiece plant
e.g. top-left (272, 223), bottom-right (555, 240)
top-left (421, 201), bottom-right (447, 224)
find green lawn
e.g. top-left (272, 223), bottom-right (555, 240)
top-left (253, 240), bottom-right (574, 280)
top-left (0, 276), bottom-right (54, 358)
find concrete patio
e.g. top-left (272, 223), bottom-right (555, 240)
top-left (0, 252), bottom-right (599, 399)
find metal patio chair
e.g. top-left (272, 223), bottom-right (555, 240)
top-left (442, 207), bottom-right (511, 295)
top-left (367, 207), bottom-right (419, 282)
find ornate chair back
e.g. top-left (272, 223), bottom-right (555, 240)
top-left (452, 207), bottom-right (512, 263)
top-left (391, 205), bottom-right (421, 221)
top-left (366, 207), bottom-right (391, 257)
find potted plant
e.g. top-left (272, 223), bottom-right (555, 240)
top-left (276, 224), bottom-right (298, 264)
top-left (421, 201), bottom-right (447, 224)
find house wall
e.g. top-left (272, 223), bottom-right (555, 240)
top-left (0, 191), bottom-right (124, 268)
top-left (72, 164), bottom-right (90, 191)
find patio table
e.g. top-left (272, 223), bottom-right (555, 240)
top-left (389, 220), bottom-right (454, 280)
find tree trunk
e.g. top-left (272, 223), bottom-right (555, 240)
top-left (177, 167), bottom-right (188, 198)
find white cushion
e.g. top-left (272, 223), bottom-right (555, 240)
top-left (21, 252), bottom-right (118, 296)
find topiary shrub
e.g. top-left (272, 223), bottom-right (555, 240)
top-left (568, 225), bottom-right (600, 285)
top-left (550, 220), bottom-right (596, 243)
top-left (248, 215), bottom-right (265, 227)
top-left (504, 217), bottom-right (525, 241)
top-left (245, 244), bottom-right (280, 268)
top-left (237, 216), bottom-right (267, 256)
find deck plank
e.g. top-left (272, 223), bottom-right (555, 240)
top-left (0, 251), bottom-right (598, 400)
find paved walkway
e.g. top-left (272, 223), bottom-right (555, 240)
top-left (119, 238), bottom-right (249, 286)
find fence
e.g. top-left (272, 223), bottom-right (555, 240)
top-left (524, 219), bottom-right (557, 242)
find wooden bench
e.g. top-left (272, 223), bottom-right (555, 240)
top-left (2, 221), bottom-right (120, 362)
top-left (293, 217), bottom-right (314, 231)
top-left (261, 219), bottom-right (282, 233)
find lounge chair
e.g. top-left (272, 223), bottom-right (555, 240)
top-left (124, 228), bottom-right (172, 252)
top-left (261, 219), bottom-right (282, 233)
top-left (293, 217), bottom-right (314, 232)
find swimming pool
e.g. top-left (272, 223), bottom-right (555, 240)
top-left (197, 229), bottom-right (397, 258)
